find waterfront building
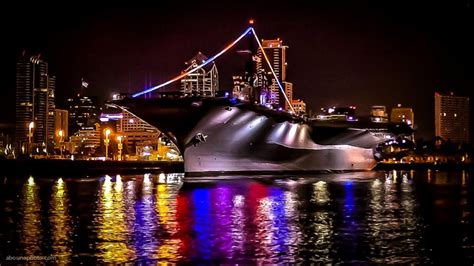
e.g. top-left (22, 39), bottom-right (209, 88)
top-left (68, 123), bottom-right (101, 154)
top-left (66, 94), bottom-right (99, 135)
top-left (115, 108), bottom-right (160, 152)
top-left (435, 92), bottom-right (470, 143)
top-left (291, 99), bottom-right (306, 115)
top-left (100, 107), bottom-right (181, 160)
top-left (15, 53), bottom-right (55, 153)
top-left (390, 104), bottom-right (414, 127)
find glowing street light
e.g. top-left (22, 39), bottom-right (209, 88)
top-left (117, 135), bottom-right (123, 161)
top-left (28, 122), bottom-right (34, 156)
top-left (58, 129), bottom-right (64, 158)
top-left (104, 129), bottom-right (111, 160)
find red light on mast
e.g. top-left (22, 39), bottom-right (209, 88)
top-left (249, 19), bottom-right (254, 25)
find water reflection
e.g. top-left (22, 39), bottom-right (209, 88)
top-left (306, 180), bottom-right (333, 263)
top-left (155, 183), bottom-right (180, 261)
top-left (191, 188), bottom-right (212, 260)
top-left (133, 173), bottom-right (158, 260)
top-left (49, 178), bottom-right (72, 263)
top-left (231, 194), bottom-right (245, 257)
top-left (20, 176), bottom-right (42, 256)
top-left (95, 175), bottom-right (135, 262)
top-left (2, 170), bottom-right (472, 264)
top-left (212, 186), bottom-right (233, 259)
top-left (367, 171), bottom-right (423, 263)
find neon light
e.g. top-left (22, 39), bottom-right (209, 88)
top-left (250, 28), bottom-right (295, 113)
top-left (132, 27), bottom-right (254, 98)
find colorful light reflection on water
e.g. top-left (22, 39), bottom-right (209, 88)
top-left (0, 171), bottom-right (473, 264)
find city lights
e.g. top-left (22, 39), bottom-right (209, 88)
top-left (117, 135), bottom-right (123, 161)
top-left (28, 121), bottom-right (34, 156)
top-left (104, 129), bottom-right (111, 160)
top-left (2, 11), bottom-right (473, 265)
top-left (58, 129), bottom-right (64, 158)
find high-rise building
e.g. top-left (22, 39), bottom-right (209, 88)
top-left (54, 109), bottom-right (68, 144)
top-left (256, 39), bottom-right (288, 108)
top-left (283, 82), bottom-right (293, 111)
top-left (257, 39), bottom-right (288, 81)
top-left (435, 92), bottom-right (470, 143)
top-left (390, 104), bottom-right (414, 127)
top-left (66, 94), bottom-right (99, 135)
top-left (291, 99), bottom-right (306, 115)
top-left (15, 53), bottom-right (55, 152)
top-left (180, 52), bottom-right (219, 97)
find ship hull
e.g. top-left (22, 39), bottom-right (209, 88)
top-left (183, 106), bottom-right (379, 175)
top-left (116, 97), bottom-right (408, 176)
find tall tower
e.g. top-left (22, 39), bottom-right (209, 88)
top-left (257, 39), bottom-right (287, 81)
top-left (256, 39), bottom-right (289, 109)
top-left (15, 53), bottom-right (55, 152)
top-left (435, 92), bottom-right (470, 143)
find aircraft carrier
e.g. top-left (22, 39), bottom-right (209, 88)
top-left (114, 97), bottom-right (413, 176)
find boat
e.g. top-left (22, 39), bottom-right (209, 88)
top-left (113, 96), bottom-right (413, 176)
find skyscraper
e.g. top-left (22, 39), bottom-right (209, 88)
top-left (283, 81), bottom-right (293, 111)
top-left (257, 39), bottom-right (288, 81)
top-left (256, 39), bottom-right (288, 108)
top-left (435, 92), bottom-right (470, 143)
top-left (180, 52), bottom-right (219, 97)
top-left (66, 94), bottom-right (99, 135)
top-left (15, 53), bottom-right (55, 152)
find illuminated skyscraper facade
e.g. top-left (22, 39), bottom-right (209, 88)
top-left (256, 39), bottom-right (289, 109)
top-left (15, 54), bottom-right (55, 151)
top-left (435, 92), bottom-right (470, 143)
top-left (66, 95), bottom-right (99, 135)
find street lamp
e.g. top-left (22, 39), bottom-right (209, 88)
top-left (58, 129), bottom-right (64, 158)
top-left (157, 137), bottom-right (161, 160)
top-left (28, 122), bottom-right (34, 156)
top-left (117, 136), bottom-right (123, 161)
top-left (104, 129), bottom-right (111, 160)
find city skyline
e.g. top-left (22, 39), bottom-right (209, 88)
top-left (1, 2), bottom-right (473, 140)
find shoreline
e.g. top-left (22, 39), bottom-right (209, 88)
top-left (375, 162), bottom-right (474, 171)
top-left (0, 159), bottom-right (472, 178)
top-left (0, 159), bottom-right (184, 177)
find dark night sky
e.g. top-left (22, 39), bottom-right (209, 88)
top-left (1, 1), bottom-right (473, 140)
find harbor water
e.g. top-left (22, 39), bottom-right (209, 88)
top-left (0, 170), bottom-right (472, 264)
